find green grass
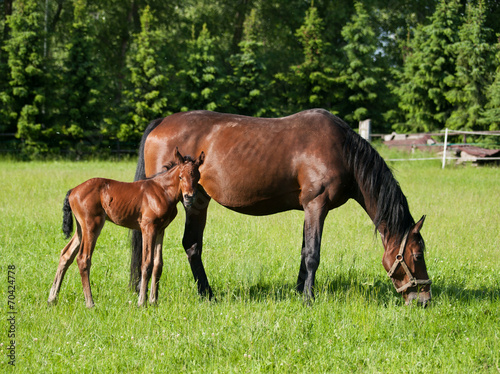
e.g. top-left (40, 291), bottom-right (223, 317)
top-left (0, 153), bottom-right (499, 373)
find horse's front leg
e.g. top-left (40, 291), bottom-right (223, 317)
top-left (138, 226), bottom-right (155, 307)
top-left (297, 196), bottom-right (328, 302)
top-left (183, 190), bottom-right (213, 299)
top-left (48, 227), bottom-right (81, 305)
top-left (149, 229), bottom-right (165, 305)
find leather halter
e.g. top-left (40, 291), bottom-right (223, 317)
top-left (386, 230), bottom-right (432, 293)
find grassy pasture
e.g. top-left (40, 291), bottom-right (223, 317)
top-left (0, 153), bottom-right (499, 373)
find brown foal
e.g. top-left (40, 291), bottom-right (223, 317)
top-left (48, 148), bottom-right (204, 307)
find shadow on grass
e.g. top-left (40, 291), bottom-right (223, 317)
top-left (212, 276), bottom-right (398, 304)
top-left (210, 276), bottom-right (500, 305)
top-left (430, 283), bottom-right (500, 303)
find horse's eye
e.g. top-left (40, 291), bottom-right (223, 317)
top-left (413, 253), bottom-right (424, 262)
top-left (179, 176), bottom-right (183, 180)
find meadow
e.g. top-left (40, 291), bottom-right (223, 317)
top-left (0, 152), bottom-right (499, 373)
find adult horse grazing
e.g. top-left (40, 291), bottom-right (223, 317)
top-left (131, 109), bottom-right (432, 305)
top-left (48, 148), bottom-right (205, 308)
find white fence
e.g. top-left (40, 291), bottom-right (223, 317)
top-left (360, 124), bottom-right (500, 168)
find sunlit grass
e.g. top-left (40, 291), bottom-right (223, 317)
top-left (0, 153), bottom-right (498, 372)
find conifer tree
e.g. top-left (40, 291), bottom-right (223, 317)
top-left (119, 6), bottom-right (170, 141)
top-left (445, 0), bottom-right (496, 131)
top-left (227, 10), bottom-right (268, 117)
top-left (63, 0), bottom-right (104, 147)
top-left (4, 0), bottom-right (47, 152)
top-left (275, 6), bottom-right (339, 114)
top-left (340, 1), bottom-right (390, 131)
top-left (396, 0), bottom-right (462, 132)
top-left (176, 24), bottom-right (225, 112)
top-left (482, 44), bottom-right (500, 131)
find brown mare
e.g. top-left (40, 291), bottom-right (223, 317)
top-left (48, 148), bottom-right (205, 307)
top-left (131, 109), bottom-right (432, 305)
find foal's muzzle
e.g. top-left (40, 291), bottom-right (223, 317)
top-left (183, 193), bottom-right (196, 208)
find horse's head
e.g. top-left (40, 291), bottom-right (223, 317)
top-left (173, 147), bottom-right (205, 208)
top-left (382, 216), bottom-right (432, 306)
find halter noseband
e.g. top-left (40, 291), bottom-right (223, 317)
top-left (386, 230), bottom-right (432, 293)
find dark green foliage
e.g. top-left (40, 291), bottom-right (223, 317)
top-left (481, 44), bottom-right (500, 131)
top-left (395, 0), bottom-right (462, 132)
top-left (176, 24), bottom-right (226, 112)
top-left (228, 39), bottom-right (269, 117)
top-left (275, 6), bottom-right (340, 114)
top-left (119, 6), bottom-right (170, 142)
top-left (4, 0), bottom-right (47, 153)
top-left (0, 0), bottom-right (499, 155)
top-left (60, 0), bottom-right (105, 151)
top-left (445, 0), bottom-right (496, 131)
top-left (339, 1), bottom-right (394, 132)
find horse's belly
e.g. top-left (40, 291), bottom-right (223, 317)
top-left (217, 191), bottom-right (302, 215)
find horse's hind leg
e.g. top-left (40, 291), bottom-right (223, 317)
top-left (149, 229), bottom-right (164, 304)
top-left (48, 228), bottom-right (81, 305)
top-left (77, 216), bottom-right (105, 308)
top-left (296, 196), bottom-right (328, 301)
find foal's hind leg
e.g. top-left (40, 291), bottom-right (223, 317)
top-left (149, 229), bottom-right (165, 304)
top-left (77, 215), bottom-right (105, 308)
top-left (296, 196), bottom-right (328, 301)
top-left (48, 229), bottom-right (81, 305)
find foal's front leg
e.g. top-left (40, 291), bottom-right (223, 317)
top-left (138, 226), bottom-right (156, 307)
top-left (149, 229), bottom-right (165, 304)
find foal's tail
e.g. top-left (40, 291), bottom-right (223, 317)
top-left (62, 190), bottom-right (74, 239)
top-left (130, 117), bottom-right (164, 291)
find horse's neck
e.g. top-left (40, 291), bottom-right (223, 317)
top-left (355, 178), bottom-right (412, 244)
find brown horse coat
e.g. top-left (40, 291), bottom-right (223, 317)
top-left (132, 109), bottom-right (431, 305)
top-left (49, 149), bottom-right (204, 307)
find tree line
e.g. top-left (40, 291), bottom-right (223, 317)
top-left (1, 0), bottom-right (499, 156)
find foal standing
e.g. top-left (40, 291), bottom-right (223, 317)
top-left (48, 148), bottom-right (205, 307)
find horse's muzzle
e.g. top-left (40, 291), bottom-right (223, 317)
top-left (405, 289), bottom-right (431, 307)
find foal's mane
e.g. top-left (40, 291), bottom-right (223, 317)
top-left (336, 117), bottom-right (414, 240)
top-left (145, 155), bottom-right (196, 180)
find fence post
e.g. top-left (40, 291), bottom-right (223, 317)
top-left (442, 128), bottom-right (449, 169)
top-left (359, 119), bottom-right (372, 142)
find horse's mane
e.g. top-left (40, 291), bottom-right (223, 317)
top-left (338, 118), bottom-right (414, 240)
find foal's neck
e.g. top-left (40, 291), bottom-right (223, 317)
top-left (152, 168), bottom-right (181, 201)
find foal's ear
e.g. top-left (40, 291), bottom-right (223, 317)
top-left (174, 147), bottom-right (184, 164)
top-left (412, 215), bottom-right (426, 234)
top-left (196, 151), bottom-right (205, 167)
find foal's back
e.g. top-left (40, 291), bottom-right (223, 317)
top-left (70, 177), bottom-right (166, 231)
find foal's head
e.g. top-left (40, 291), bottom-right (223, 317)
top-left (172, 147), bottom-right (205, 208)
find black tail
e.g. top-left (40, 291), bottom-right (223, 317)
top-left (62, 190), bottom-right (73, 239)
top-left (130, 117), bottom-right (165, 291)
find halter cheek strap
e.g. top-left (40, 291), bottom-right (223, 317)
top-left (386, 230), bottom-right (432, 293)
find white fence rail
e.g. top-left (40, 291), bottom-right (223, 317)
top-left (361, 123), bottom-right (500, 168)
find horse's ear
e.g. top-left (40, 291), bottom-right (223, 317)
top-left (174, 147), bottom-right (184, 164)
top-left (412, 215), bottom-right (426, 234)
top-left (196, 151), bottom-right (205, 167)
